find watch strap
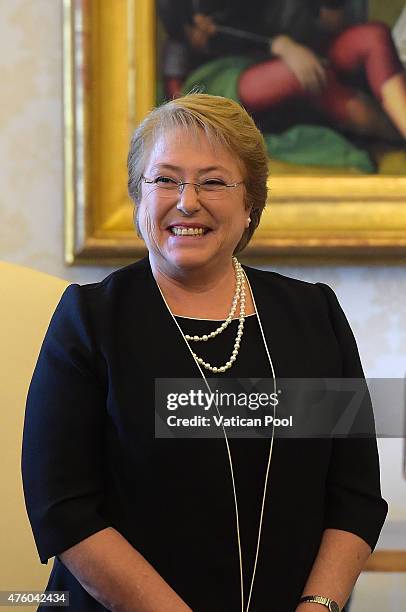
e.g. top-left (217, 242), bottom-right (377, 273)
top-left (299, 595), bottom-right (340, 612)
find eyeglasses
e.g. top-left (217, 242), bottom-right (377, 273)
top-left (141, 175), bottom-right (244, 199)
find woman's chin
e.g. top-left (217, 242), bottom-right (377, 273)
top-left (163, 244), bottom-right (218, 270)
top-left (163, 235), bottom-right (217, 266)
top-left (167, 252), bottom-right (211, 270)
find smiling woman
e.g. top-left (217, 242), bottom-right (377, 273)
top-left (23, 94), bottom-right (387, 612)
top-left (135, 128), bottom-right (249, 284)
top-left (126, 94), bottom-right (268, 319)
top-left (128, 93), bottom-right (268, 254)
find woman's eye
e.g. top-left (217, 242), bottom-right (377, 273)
top-left (203, 179), bottom-right (227, 186)
top-left (155, 176), bottom-right (177, 185)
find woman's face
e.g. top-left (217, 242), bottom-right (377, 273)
top-left (137, 127), bottom-right (250, 274)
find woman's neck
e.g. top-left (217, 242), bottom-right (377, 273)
top-left (149, 256), bottom-right (256, 319)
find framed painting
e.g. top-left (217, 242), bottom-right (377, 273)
top-left (63, 0), bottom-right (406, 265)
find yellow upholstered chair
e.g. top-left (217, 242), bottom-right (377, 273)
top-left (0, 262), bottom-right (69, 599)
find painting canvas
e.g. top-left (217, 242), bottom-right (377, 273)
top-left (156, 0), bottom-right (406, 176)
top-left (63, 0), bottom-right (406, 265)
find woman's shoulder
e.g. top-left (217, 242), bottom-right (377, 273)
top-left (242, 263), bottom-right (342, 322)
top-left (54, 257), bottom-right (152, 330)
top-left (243, 263), bottom-right (331, 296)
top-left (78, 256), bottom-right (151, 294)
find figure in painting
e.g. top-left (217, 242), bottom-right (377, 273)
top-left (157, 0), bottom-right (406, 172)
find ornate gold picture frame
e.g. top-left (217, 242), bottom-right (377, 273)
top-left (63, 0), bottom-right (406, 265)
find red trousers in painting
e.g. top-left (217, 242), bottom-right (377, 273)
top-left (238, 22), bottom-right (404, 127)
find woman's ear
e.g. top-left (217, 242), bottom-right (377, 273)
top-left (133, 205), bottom-right (143, 239)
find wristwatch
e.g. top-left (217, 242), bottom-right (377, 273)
top-left (299, 595), bottom-right (340, 612)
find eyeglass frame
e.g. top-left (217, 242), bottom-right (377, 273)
top-left (141, 174), bottom-right (244, 195)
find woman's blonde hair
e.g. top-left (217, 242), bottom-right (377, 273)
top-left (127, 93), bottom-right (268, 253)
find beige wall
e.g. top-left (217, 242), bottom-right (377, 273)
top-left (0, 0), bottom-right (111, 284)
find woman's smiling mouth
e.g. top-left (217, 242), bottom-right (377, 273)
top-left (168, 224), bottom-right (212, 237)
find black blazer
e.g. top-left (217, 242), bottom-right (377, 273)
top-left (22, 256), bottom-right (387, 611)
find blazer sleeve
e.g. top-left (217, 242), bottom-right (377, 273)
top-left (316, 283), bottom-right (388, 552)
top-left (21, 284), bottom-right (111, 564)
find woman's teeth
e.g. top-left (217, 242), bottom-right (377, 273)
top-left (170, 227), bottom-right (207, 236)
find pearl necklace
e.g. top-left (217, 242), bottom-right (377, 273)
top-left (153, 262), bottom-right (277, 612)
top-left (187, 257), bottom-right (247, 373)
top-left (185, 257), bottom-right (243, 341)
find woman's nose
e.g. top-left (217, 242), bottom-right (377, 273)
top-left (176, 183), bottom-right (201, 214)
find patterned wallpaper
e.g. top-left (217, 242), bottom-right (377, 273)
top-left (0, 0), bottom-right (405, 565)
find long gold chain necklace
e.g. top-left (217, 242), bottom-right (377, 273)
top-left (154, 260), bottom-right (277, 612)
